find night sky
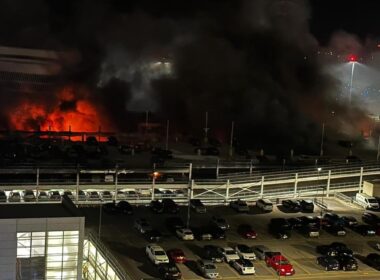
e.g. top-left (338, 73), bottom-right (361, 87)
top-left (310, 0), bottom-right (380, 44)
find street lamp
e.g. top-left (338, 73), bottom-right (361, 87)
top-left (317, 167), bottom-right (323, 215)
top-left (347, 54), bottom-right (358, 104)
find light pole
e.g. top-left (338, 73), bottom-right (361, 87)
top-left (317, 167), bottom-right (323, 215)
top-left (347, 54), bottom-right (358, 104)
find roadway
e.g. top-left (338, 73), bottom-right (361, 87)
top-left (82, 197), bottom-right (380, 280)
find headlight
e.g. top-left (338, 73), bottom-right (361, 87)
top-left (281, 268), bottom-right (285, 271)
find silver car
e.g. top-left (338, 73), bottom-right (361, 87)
top-left (9, 191), bottom-right (21, 202)
top-left (101, 191), bottom-right (113, 201)
top-left (23, 190), bottom-right (36, 202)
top-left (87, 191), bottom-right (101, 201)
top-left (38, 191), bottom-right (49, 201)
top-left (230, 199), bottom-right (249, 212)
top-left (196, 259), bottom-right (219, 279)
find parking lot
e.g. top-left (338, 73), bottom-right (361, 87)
top-left (82, 198), bottom-right (380, 280)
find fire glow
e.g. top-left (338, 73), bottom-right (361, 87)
top-left (9, 86), bottom-right (111, 134)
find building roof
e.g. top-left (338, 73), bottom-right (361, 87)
top-left (0, 196), bottom-right (83, 219)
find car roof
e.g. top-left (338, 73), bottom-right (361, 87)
top-left (200, 259), bottom-right (213, 265)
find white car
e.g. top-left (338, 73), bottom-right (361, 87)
top-left (116, 191), bottom-right (126, 200)
top-left (235, 245), bottom-right (256, 260)
top-left (145, 244), bottom-right (169, 265)
top-left (232, 259), bottom-right (256, 275)
top-left (217, 247), bottom-right (240, 263)
top-left (176, 228), bottom-right (195, 240)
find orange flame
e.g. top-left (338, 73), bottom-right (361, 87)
top-left (9, 86), bottom-right (112, 134)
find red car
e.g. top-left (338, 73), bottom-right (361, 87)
top-left (167, 249), bottom-right (186, 263)
top-left (265, 252), bottom-right (295, 276)
top-left (238, 224), bottom-right (257, 239)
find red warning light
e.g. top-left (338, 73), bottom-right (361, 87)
top-left (347, 54), bottom-right (358, 62)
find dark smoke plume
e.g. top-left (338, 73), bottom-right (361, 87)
top-left (0, 0), bottom-right (369, 153)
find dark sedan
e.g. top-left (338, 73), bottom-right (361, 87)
top-left (150, 200), bottom-right (164, 213)
top-left (316, 256), bottom-right (339, 271)
top-left (204, 245), bottom-right (224, 263)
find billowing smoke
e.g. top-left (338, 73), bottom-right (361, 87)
top-left (0, 0), bottom-right (371, 152)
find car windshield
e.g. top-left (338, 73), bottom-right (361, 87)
top-left (368, 199), bottom-right (378, 203)
top-left (241, 247), bottom-right (253, 253)
top-left (13, 193), bottom-right (20, 196)
top-left (168, 266), bottom-right (178, 272)
top-left (154, 250), bottom-right (166, 256)
top-left (226, 250), bottom-right (235, 255)
top-left (103, 191), bottom-right (110, 195)
top-left (184, 230), bottom-right (192, 234)
top-left (241, 260), bottom-right (253, 267)
top-left (279, 260), bottom-right (289, 265)
top-left (204, 264), bottom-right (216, 270)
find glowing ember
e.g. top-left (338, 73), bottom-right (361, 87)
top-left (9, 86), bottom-right (111, 133)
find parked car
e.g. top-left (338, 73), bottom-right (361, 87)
top-left (0, 190), bottom-right (6, 202)
top-left (204, 245), bottom-right (224, 263)
top-left (235, 244), bottom-right (256, 260)
top-left (117, 201), bottom-right (133, 214)
top-left (63, 190), bottom-right (75, 200)
top-left (230, 199), bottom-right (249, 213)
top-left (165, 217), bottom-right (185, 232)
top-left (190, 199), bottom-right (206, 213)
top-left (287, 217), bottom-right (303, 229)
top-left (265, 252), bottom-right (295, 276)
top-left (162, 198), bottom-right (179, 214)
top-left (282, 199), bottom-right (301, 212)
top-left (157, 263), bottom-right (182, 280)
top-left (316, 256), bottom-right (339, 271)
top-left (37, 191), bottom-right (49, 201)
top-left (350, 224), bottom-right (376, 236)
top-left (231, 259), bottom-right (256, 275)
top-left (217, 247), bottom-right (240, 263)
top-left (323, 213), bottom-right (345, 227)
top-left (237, 224), bottom-right (257, 239)
top-left (49, 191), bottom-right (61, 201)
top-left (192, 226), bottom-right (213, 241)
top-left (144, 229), bottom-right (162, 242)
top-left (116, 191), bottom-right (127, 200)
top-left (101, 191), bottom-right (113, 201)
top-left (341, 216), bottom-right (358, 227)
top-left (167, 249), bottom-right (186, 264)
top-left (196, 259), bottom-right (219, 279)
top-left (176, 228), bottom-right (194, 240)
top-left (336, 255), bottom-right (358, 271)
top-left (23, 190), bottom-right (36, 202)
top-left (268, 218), bottom-right (291, 239)
top-left (316, 242), bottom-right (352, 257)
top-left (146, 244), bottom-right (169, 265)
top-left (87, 191), bottom-right (100, 201)
top-left (362, 212), bottom-right (380, 227)
top-left (209, 226), bottom-right (226, 239)
top-left (252, 245), bottom-right (271, 260)
top-left (365, 253), bottom-right (380, 270)
top-left (134, 218), bottom-right (153, 234)
top-left (323, 224), bottom-right (346, 236)
top-left (150, 200), bottom-right (164, 213)
top-left (299, 199), bottom-right (314, 212)
top-left (8, 191), bottom-right (21, 202)
top-left (77, 190), bottom-right (87, 201)
top-left (210, 216), bottom-right (230, 230)
top-left (256, 199), bottom-right (273, 212)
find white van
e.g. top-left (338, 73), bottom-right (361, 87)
top-left (355, 193), bottom-right (379, 210)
